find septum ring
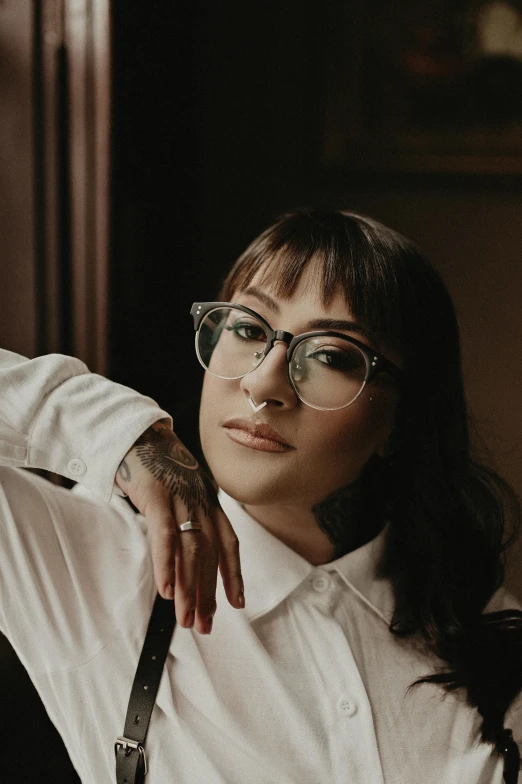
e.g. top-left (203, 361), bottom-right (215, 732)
top-left (178, 521), bottom-right (203, 532)
top-left (248, 396), bottom-right (267, 412)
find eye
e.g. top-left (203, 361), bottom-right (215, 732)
top-left (305, 346), bottom-right (366, 373)
top-left (226, 319), bottom-right (266, 342)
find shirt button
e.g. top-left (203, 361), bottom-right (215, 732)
top-left (311, 573), bottom-right (331, 593)
top-left (337, 696), bottom-right (357, 717)
top-left (68, 458), bottom-right (87, 477)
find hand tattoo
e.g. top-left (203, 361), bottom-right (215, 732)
top-left (134, 424), bottom-right (216, 518)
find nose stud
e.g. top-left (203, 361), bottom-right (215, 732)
top-left (248, 396), bottom-right (267, 412)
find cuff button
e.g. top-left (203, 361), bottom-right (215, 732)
top-left (68, 458), bottom-right (87, 476)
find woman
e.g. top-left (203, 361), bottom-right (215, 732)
top-left (0, 209), bottom-right (521, 784)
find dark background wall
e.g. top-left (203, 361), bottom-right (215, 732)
top-left (109, 1), bottom-right (325, 460)
top-left (109, 0), bottom-right (522, 583)
top-left (1, 1), bottom-right (521, 781)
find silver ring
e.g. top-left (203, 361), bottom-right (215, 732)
top-left (178, 521), bottom-right (203, 532)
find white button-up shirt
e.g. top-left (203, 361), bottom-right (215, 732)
top-left (0, 349), bottom-right (521, 783)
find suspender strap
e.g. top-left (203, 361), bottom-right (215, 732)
top-left (115, 595), bottom-right (519, 783)
top-left (502, 729), bottom-right (521, 784)
top-left (115, 594), bottom-right (176, 784)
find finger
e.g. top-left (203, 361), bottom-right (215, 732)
top-left (193, 526), bottom-right (219, 635)
top-left (174, 525), bottom-right (205, 628)
top-left (145, 497), bottom-right (179, 600)
top-left (212, 504), bottom-right (244, 610)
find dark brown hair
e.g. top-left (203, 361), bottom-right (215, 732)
top-left (218, 208), bottom-right (522, 755)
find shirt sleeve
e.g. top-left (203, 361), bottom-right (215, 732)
top-left (0, 348), bottom-right (173, 501)
top-left (485, 585), bottom-right (522, 769)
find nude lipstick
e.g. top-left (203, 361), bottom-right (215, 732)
top-left (222, 418), bottom-right (294, 453)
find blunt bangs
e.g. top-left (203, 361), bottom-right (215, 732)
top-left (217, 210), bottom-right (427, 357)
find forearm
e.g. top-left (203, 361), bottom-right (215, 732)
top-left (0, 349), bottom-right (172, 501)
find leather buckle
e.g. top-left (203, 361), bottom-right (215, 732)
top-left (114, 735), bottom-right (148, 775)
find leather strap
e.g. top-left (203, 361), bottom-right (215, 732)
top-left (502, 728), bottom-right (520, 784)
top-left (115, 594), bottom-right (176, 784)
top-left (115, 594), bottom-right (519, 783)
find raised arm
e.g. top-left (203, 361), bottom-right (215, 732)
top-left (0, 348), bottom-right (170, 498)
top-left (0, 349), bottom-right (244, 634)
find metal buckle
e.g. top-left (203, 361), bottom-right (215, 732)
top-left (114, 736), bottom-right (148, 775)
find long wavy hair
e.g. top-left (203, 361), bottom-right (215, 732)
top-left (217, 208), bottom-right (522, 756)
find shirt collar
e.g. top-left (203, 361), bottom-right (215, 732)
top-left (218, 489), bottom-right (395, 625)
top-left (324, 520), bottom-right (395, 624)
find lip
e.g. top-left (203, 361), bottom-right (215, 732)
top-left (222, 417), bottom-right (294, 452)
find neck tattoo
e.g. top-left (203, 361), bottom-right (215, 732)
top-left (312, 481), bottom-right (385, 561)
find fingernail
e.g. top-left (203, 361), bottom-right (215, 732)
top-left (205, 615), bottom-right (214, 634)
top-left (237, 591), bottom-right (245, 608)
top-left (186, 610), bottom-right (195, 627)
top-left (165, 584), bottom-right (174, 600)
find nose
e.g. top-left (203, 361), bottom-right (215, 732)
top-left (240, 340), bottom-right (297, 410)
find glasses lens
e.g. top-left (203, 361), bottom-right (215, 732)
top-left (197, 307), bottom-right (267, 378)
top-left (290, 337), bottom-right (368, 409)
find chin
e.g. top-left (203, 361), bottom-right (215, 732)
top-left (209, 462), bottom-right (298, 507)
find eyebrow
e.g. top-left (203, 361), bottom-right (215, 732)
top-left (242, 287), bottom-right (281, 313)
top-left (239, 286), bottom-right (377, 344)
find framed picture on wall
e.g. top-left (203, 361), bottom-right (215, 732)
top-left (323, 0), bottom-right (522, 174)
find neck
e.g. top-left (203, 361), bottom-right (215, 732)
top-left (242, 482), bottom-right (385, 566)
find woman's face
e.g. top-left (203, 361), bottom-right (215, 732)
top-left (199, 264), bottom-right (400, 508)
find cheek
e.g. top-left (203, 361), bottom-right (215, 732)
top-left (300, 394), bottom-right (396, 472)
top-left (199, 374), bottom-right (235, 460)
top-left (199, 375), bottom-right (220, 437)
top-left (299, 413), bottom-right (368, 470)
top-left (320, 395), bottom-right (391, 445)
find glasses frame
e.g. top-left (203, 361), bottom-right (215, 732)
top-left (190, 301), bottom-right (402, 410)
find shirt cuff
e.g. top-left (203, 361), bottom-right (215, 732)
top-left (28, 371), bottom-right (173, 502)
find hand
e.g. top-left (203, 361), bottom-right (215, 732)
top-left (115, 420), bottom-right (244, 634)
